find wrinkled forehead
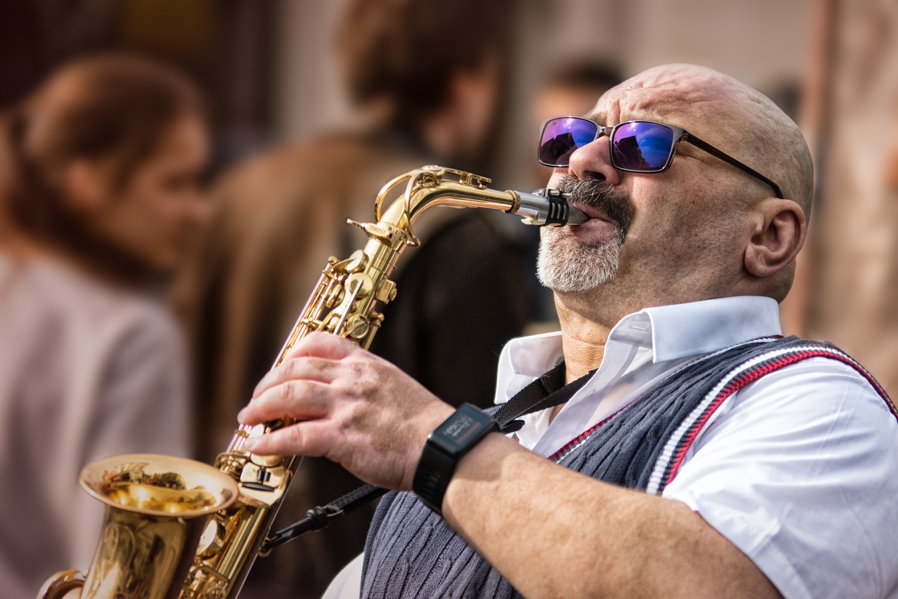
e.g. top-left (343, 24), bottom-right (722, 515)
top-left (585, 66), bottom-right (754, 144)
top-left (578, 64), bottom-right (814, 209)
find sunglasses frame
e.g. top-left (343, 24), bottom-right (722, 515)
top-left (538, 117), bottom-right (784, 199)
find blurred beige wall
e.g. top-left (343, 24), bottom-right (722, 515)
top-left (795, 0), bottom-right (898, 396)
top-left (625, 0), bottom-right (813, 85)
top-left (273, 0), bottom-right (355, 141)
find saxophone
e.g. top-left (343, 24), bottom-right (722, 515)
top-left (38, 165), bottom-right (585, 599)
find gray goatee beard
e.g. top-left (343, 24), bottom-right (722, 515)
top-left (536, 176), bottom-right (632, 293)
top-left (537, 231), bottom-right (622, 292)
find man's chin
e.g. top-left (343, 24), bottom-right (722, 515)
top-left (536, 249), bottom-right (620, 293)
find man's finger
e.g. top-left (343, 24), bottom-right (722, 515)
top-left (284, 331), bottom-right (364, 361)
top-left (239, 379), bottom-right (332, 425)
top-left (251, 356), bottom-right (341, 400)
top-left (243, 420), bottom-right (331, 457)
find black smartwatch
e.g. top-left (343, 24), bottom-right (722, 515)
top-left (413, 403), bottom-right (499, 514)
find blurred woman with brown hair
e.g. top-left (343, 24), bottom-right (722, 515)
top-left (0, 54), bottom-right (209, 599)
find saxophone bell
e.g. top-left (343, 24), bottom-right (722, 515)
top-left (38, 455), bottom-right (238, 599)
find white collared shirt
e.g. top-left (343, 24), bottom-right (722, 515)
top-left (498, 296), bottom-right (783, 458)
top-left (495, 296), bottom-right (898, 599)
top-left (327, 296), bottom-right (898, 599)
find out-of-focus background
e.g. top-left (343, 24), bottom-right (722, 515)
top-left (1, 0), bottom-right (897, 598)
top-left (0, 0), bottom-right (816, 182)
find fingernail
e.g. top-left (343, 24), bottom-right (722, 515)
top-left (237, 408), bottom-right (248, 423)
top-left (244, 437), bottom-right (259, 451)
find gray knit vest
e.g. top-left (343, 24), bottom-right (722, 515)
top-left (360, 336), bottom-right (893, 599)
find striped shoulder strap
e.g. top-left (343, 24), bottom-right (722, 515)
top-left (546, 336), bottom-right (782, 464)
top-left (645, 341), bottom-right (897, 495)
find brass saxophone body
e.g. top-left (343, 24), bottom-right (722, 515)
top-left (38, 166), bottom-right (584, 599)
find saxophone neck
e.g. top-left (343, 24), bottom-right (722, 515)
top-left (372, 165), bottom-right (585, 245)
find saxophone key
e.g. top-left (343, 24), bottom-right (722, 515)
top-left (375, 279), bottom-right (397, 303)
top-left (344, 314), bottom-right (370, 339)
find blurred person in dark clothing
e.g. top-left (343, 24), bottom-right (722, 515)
top-left (0, 54), bottom-right (209, 599)
top-left (529, 61), bottom-right (624, 191)
top-left (524, 60), bottom-right (623, 328)
top-left (172, 0), bottom-right (532, 597)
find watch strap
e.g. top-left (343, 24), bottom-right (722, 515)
top-left (413, 404), bottom-right (498, 514)
top-left (412, 438), bottom-right (458, 513)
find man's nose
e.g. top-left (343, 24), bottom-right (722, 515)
top-left (567, 136), bottom-right (621, 185)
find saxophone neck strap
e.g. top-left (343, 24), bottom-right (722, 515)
top-left (261, 483), bottom-right (388, 553)
top-left (491, 360), bottom-right (596, 433)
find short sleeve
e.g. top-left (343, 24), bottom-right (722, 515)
top-left (662, 357), bottom-right (898, 599)
top-left (322, 553), bottom-right (364, 599)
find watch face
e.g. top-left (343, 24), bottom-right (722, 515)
top-left (431, 404), bottom-right (495, 454)
top-left (441, 414), bottom-right (485, 448)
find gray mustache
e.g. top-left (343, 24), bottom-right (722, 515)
top-left (555, 175), bottom-right (633, 237)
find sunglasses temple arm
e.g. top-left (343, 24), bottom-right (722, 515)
top-left (685, 134), bottom-right (784, 199)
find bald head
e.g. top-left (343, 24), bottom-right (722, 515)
top-left (545, 64), bottom-right (813, 311)
top-left (598, 64), bottom-right (813, 218)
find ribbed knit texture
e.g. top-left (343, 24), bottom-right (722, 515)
top-left (360, 336), bottom-right (890, 599)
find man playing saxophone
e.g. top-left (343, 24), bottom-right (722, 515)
top-left (237, 64), bottom-right (898, 599)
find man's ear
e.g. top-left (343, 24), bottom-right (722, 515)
top-left (743, 198), bottom-right (807, 278)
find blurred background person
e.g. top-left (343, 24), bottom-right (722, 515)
top-left (528, 60), bottom-right (624, 191)
top-left (171, 1), bottom-right (535, 597)
top-left (0, 54), bottom-right (208, 599)
top-left (523, 59), bottom-right (624, 330)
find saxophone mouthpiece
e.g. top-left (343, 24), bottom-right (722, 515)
top-left (511, 188), bottom-right (587, 226)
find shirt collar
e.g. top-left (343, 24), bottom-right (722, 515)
top-left (643, 295), bottom-right (782, 362)
top-left (495, 295), bottom-right (782, 403)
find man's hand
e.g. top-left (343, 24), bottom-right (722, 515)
top-left (237, 332), bottom-right (455, 491)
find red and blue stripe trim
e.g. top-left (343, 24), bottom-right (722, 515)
top-left (644, 344), bottom-right (896, 494)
